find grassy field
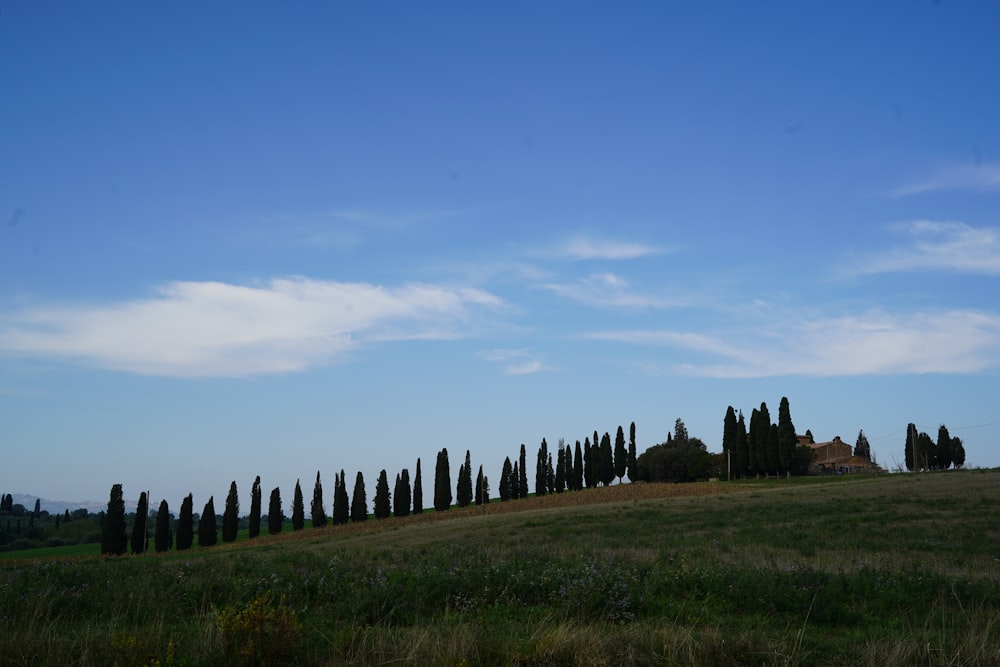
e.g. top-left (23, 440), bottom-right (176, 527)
top-left (1, 470), bottom-right (998, 666)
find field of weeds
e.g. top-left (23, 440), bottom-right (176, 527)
top-left (2, 470), bottom-right (999, 666)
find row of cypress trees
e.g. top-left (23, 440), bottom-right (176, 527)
top-left (101, 422), bottom-right (637, 555)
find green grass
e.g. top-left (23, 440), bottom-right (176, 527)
top-left (2, 470), bottom-right (999, 665)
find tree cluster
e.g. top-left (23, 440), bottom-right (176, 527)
top-left (721, 398), bottom-right (814, 479)
top-left (904, 423), bottom-right (966, 471)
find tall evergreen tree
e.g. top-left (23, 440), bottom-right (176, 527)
top-left (101, 483), bottom-right (127, 556)
top-left (268, 487), bottom-right (283, 535)
top-left (518, 444), bottom-right (528, 499)
top-left (198, 496), bottom-right (217, 547)
top-left (627, 422), bottom-right (637, 483)
top-left (777, 397), bottom-right (797, 475)
top-left (291, 480), bottom-right (305, 531)
top-left (854, 430), bottom-right (872, 461)
top-left (916, 431), bottom-right (936, 471)
top-left (154, 499), bottom-right (172, 553)
top-left (600, 432), bottom-right (615, 486)
top-left (411, 458), bottom-right (423, 514)
top-left (573, 440), bottom-right (584, 490)
top-left (723, 406), bottom-right (738, 480)
top-left (747, 408), bottom-right (761, 477)
top-left (936, 424), bottom-right (953, 469)
top-left (736, 411), bottom-right (749, 478)
top-left (393, 470), bottom-right (412, 517)
top-left (546, 452), bottom-right (555, 493)
top-left (535, 439), bottom-right (548, 497)
top-left (130, 491), bottom-right (148, 555)
top-left (350, 471), bottom-right (368, 522)
top-left (222, 481), bottom-right (239, 543)
top-left (500, 456), bottom-right (513, 501)
top-left (555, 443), bottom-right (566, 493)
top-left (434, 448), bottom-right (453, 511)
top-left (475, 465), bottom-right (488, 505)
top-left (583, 437), bottom-right (594, 488)
top-left (952, 437), bottom-right (966, 468)
top-left (904, 422), bottom-right (918, 471)
top-left (511, 461), bottom-right (520, 499)
top-left (374, 469), bottom-right (391, 519)
top-left (334, 469), bottom-right (350, 524)
top-left (311, 471), bottom-right (328, 528)
top-left (176, 493), bottom-right (194, 551)
top-left (457, 450), bottom-right (473, 507)
top-left (249, 476), bottom-right (262, 540)
top-left (614, 426), bottom-right (627, 483)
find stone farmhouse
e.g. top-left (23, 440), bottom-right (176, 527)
top-left (797, 434), bottom-right (884, 474)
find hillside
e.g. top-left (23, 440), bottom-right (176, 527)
top-left (2, 470), bottom-right (999, 666)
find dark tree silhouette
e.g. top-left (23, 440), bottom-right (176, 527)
top-left (222, 481), bottom-right (239, 543)
top-left (518, 444), bottom-right (528, 499)
top-left (130, 491), bottom-right (148, 555)
top-left (176, 493), bottom-right (194, 551)
top-left (457, 450), bottom-right (473, 507)
top-left (334, 469), bottom-right (350, 524)
top-left (434, 448), bottom-right (452, 511)
top-left (573, 440), bottom-right (584, 490)
top-left (350, 471), bottom-right (368, 522)
top-left (374, 469), bottom-right (391, 519)
top-left (500, 456), bottom-right (513, 501)
top-left (268, 487), bottom-right (283, 535)
top-left (311, 471), bottom-right (327, 528)
top-left (627, 422), bottom-right (637, 482)
top-left (101, 483), bottom-right (127, 556)
top-left (614, 426), bottom-right (627, 483)
top-left (412, 458), bottom-right (423, 514)
top-left (855, 430), bottom-right (872, 462)
top-left (292, 480), bottom-right (304, 531)
top-left (393, 469), bottom-right (412, 517)
top-left (535, 439), bottom-right (548, 497)
top-left (555, 442), bottom-right (566, 493)
top-left (475, 465), bottom-right (489, 505)
top-left (777, 397), bottom-right (797, 475)
top-left (198, 496), bottom-right (217, 547)
top-left (154, 499), bottom-right (172, 553)
top-left (599, 432), bottom-right (614, 486)
top-left (249, 475), bottom-right (262, 540)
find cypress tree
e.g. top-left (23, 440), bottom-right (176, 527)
top-left (475, 465), bottom-right (487, 505)
top-left (268, 487), bottom-right (283, 535)
top-left (904, 423), bottom-right (917, 471)
top-left (535, 439), bottom-right (548, 497)
top-left (412, 458), bottom-right (423, 514)
top-left (292, 480), bottom-right (304, 531)
top-left (583, 437), bottom-right (594, 488)
top-left (176, 493), bottom-right (194, 550)
top-left (393, 471), bottom-right (412, 517)
top-left (723, 407), bottom-right (738, 480)
top-left (374, 469), bottom-right (391, 519)
top-left (130, 491), bottom-right (148, 555)
top-left (555, 443), bottom-right (566, 493)
top-left (154, 499), bottom-right (172, 553)
top-left (547, 452), bottom-right (554, 493)
top-left (198, 496), bottom-right (217, 547)
top-left (736, 411), bottom-right (749, 478)
top-left (952, 437), bottom-right (966, 468)
top-left (627, 422), bottom-right (638, 483)
top-left (350, 471), bottom-right (368, 522)
top-left (249, 476), bottom-right (262, 540)
top-left (563, 440), bottom-right (573, 490)
top-left (855, 430), bottom-right (872, 462)
top-left (518, 444), bottom-right (528, 499)
top-left (101, 483), bottom-right (127, 556)
top-left (777, 397), bottom-right (797, 475)
top-left (222, 481), bottom-right (239, 543)
top-left (614, 426), bottom-right (627, 483)
top-left (434, 448), bottom-right (452, 511)
top-left (456, 450), bottom-right (472, 507)
top-left (511, 461), bottom-right (520, 499)
top-left (334, 469), bottom-right (350, 524)
top-left (600, 432), bottom-right (614, 486)
top-left (936, 425), bottom-right (953, 469)
top-left (500, 456), bottom-right (513, 501)
top-left (573, 440), bottom-right (584, 490)
top-left (311, 471), bottom-right (327, 528)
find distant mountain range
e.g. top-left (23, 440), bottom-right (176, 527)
top-left (10, 494), bottom-right (108, 515)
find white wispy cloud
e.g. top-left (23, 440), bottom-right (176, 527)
top-left (554, 236), bottom-right (665, 261)
top-left (0, 278), bottom-right (502, 378)
top-left (845, 221), bottom-right (1000, 277)
top-left (478, 348), bottom-right (547, 375)
top-left (892, 165), bottom-right (1000, 197)
top-left (585, 309), bottom-right (1000, 378)
top-left (540, 273), bottom-right (677, 309)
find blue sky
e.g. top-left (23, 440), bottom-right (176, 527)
top-left (2, 2), bottom-right (999, 511)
